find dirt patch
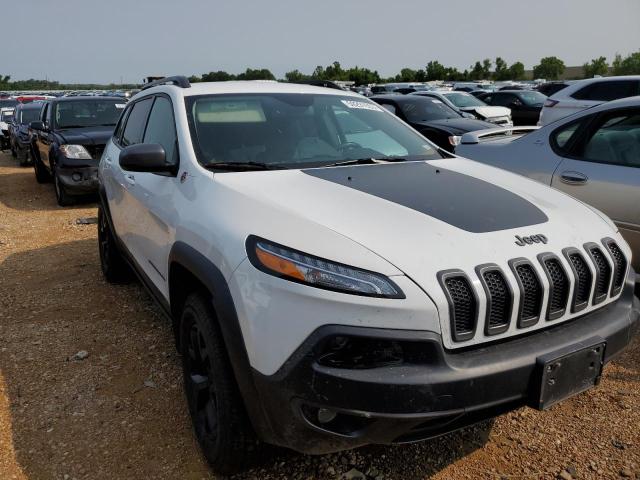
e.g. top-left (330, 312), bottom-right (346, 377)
top-left (0, 152), bottom-right (638, 480)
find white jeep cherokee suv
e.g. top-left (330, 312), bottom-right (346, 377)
top-left (98, 77), bottom-right (639, 474)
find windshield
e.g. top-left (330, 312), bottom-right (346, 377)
top-left (0, 99), bottom-right (18, 108)
top-left (185, 93), bottom-right (444, 169)
top-left (19, 107), bottom-right (41, 124)
top-left (398, 97), bottom-right (461, 122)
top-left (518, 91), bottom-right (547, 106)
top-left (443, 92), bottom-right (486, 108)
top-left (53, 100), bottom-right (126, 128)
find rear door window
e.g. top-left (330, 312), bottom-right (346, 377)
top-left (572, 81), bottom-right (639, 102)
top-left (579, 110), bottom-right (640, 167)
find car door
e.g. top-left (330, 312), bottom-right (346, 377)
top-left (101, 101), bottom-right (133, 238)
top-left (551, 107), bottom-right (640, 271)
top-left (106, 96), bottom-right (154, 253)
top-left (35, 102), bottom-right (52, 169)
top-left (121, 95), bottom-right (180, 296)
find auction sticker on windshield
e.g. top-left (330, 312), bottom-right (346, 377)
top-left (341, 100), bottom-right (383, 112)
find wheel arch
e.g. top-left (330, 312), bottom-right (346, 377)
top-left (167, 242), bottom-right (273, 438)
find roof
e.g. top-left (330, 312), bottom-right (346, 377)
top-left (51, 96), bottom-right (124, 103)
top-left (137, 80), bottom-right (363, 98)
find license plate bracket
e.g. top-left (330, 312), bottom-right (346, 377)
top-left (532, 341), bottom-right (605, 410)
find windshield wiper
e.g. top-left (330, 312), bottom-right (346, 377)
top-left (325, 157), bottom-right (407, 167)
top-left (203, 161), bottom-right (277, 171)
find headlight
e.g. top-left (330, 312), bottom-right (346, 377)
top-left (448, 135), bottom-right (461, 146)
top-left (60, 144), bottom-right (92, 159)
top-left (246, 236), bottom-right (404, 298)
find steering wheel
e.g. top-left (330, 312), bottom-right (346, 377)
top-left (338, 142), bottom-right (362, 153)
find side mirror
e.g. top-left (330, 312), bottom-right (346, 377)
top-left (30, 121), bottom-right (45, 131)
top-left (119, 143), bottom-right (175, 174)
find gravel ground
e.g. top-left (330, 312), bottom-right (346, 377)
top-left (0, 151), bottom-right (638, 480)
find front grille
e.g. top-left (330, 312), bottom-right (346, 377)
top-left (439, 272), bottom-right (477, 342)
top-left (565, 250), bottom-right (592, 312)
top-left (510, 260), bottom-right (543, 328)
top-left (604, 240), bottom-right (627, 296)
top-left (440, 239), bottom-right (623, 346)
top-left (587, 245), bottom-right (611, 305)
top-left (85, 144), bottom-right (105, 160)
top-left (538, 254), bottom-right (570, 320)
top-left (477, 265), bottom-right (512, 335)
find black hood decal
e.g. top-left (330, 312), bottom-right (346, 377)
top-left (304, 162), bottom-right (548, 233)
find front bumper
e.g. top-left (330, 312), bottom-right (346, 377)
top-left (247, 270), bottom-right (639, 454)
top-left (57, 165), bottom-right (99, 194)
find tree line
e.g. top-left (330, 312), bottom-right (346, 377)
top-left (1, 51), bottom-right (639, 90)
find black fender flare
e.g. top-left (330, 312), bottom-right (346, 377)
top-left (168, 241), bottom-right (274, 438)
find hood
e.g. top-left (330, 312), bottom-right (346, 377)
top-left (215, 159), bottom-right (626, 348)
top-left (56, 125), bottom-right (114, 145)
top-left (412, 118), bottom-right (495, 134)
top-left (460, 105), bottom-right (511, 120)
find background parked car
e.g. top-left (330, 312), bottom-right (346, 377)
top-left (456, 95), bottom-right (640, 275)
top-left (29, 96), bottom-right (126, 206)
top-left (412, 90), bottom-right (513, 126)
top-left (371, 94), bottom-right (496, 151)
top-left (538, 75), bottom-right (640, 126)
top-left (0, 107), bottom-right (15, 151)
top-left (9, 102), bottom-right (42, 165)
top-left (537, 81), bottom-right (573, 97)
top-left (477, 90), bottom-right (547, 125)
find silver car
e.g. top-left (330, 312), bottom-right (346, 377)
top-left (457, 96), bottom-right (640, 277)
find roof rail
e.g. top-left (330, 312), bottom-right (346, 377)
top-left (141, 76), bottom-right (191, 91)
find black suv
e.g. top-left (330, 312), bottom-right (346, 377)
top-left (10, 102), bottom-right (43, 166)
top-left (30, 96), bottom-right (126, 205)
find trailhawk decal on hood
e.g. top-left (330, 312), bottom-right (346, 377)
top-left (303, 162), bottom-right (548, 233)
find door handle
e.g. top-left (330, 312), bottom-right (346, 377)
top-left (560, 171), bottom-right (588, 185)
top-left (124, 174), bottom-right (136, 185)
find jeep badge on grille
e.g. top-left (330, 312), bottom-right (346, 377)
top-left (515, 234), bottom-right (548, 246)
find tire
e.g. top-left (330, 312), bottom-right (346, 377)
top-left (180, 292), bottom-right (260, 474)
top-left (53, 168), bottom-right (74, 206)
top-left (98, 205), bottom-right (131, 283)
top-left (19, 148), bottom-right (30, 167)
top-left (33, 153), bottom-right (51, 183)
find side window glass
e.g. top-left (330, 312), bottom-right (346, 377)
top-left (112, 106), bottom-right (131, 145)
top-left (581, 111), bottom-right (640, 168)
top-left (41, 103), bottom-right (49, 124)
top-left (143, 97), bottom-right (178, 165)
top-left (379, 103), bottom-right (397, 115)
top-left (552, 119), bottom-right (584, 152)
top-left (573, 81), bottom-right (636, 102)
top-left (121, 97), bottom-right (153, 147)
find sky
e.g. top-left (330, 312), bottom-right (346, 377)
top-left (4, 0), bottom-right (640, 84)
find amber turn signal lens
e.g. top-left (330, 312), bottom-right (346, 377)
top-left (255, 247), bottom-right (305, 281)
